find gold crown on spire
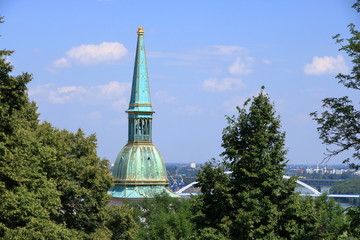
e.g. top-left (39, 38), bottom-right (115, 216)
top-left (137, 26), bottom-right (144, 35)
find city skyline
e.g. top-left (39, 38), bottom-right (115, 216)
top-left (1, 0), bottom-right (359, 165)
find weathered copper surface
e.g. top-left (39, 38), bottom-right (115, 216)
top-left (109, 27), bottom-right (177, 199)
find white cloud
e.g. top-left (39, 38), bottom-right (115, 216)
top-left (304, 55), bottom-right (349, 75)
top-left (262, 59), bottom-right (272, 65)
top-left (48, 86), bottom-right (86, 103)
top-left (30, 81), bottom-right (131, 108)
top-left (228, 57), bottom-right (254, 75)
top-left (66, 42), bottom-right (128, 65)
top-left (98, 81), bottom-right (130, 98)
top-left (202, 77), bottom-right (245, 92)
top-left (58, 86), bottom-right (85, 94)
top-left (51, 42), bottom-right (128, 69)
top-left (112, 97), bottom-right (128, 111)
top-left (149, 45), bottom-right (246, 60)
top-left (28, 84), bottom-right (50, 97)
top-left (52, 58), bottom-right (70, 68)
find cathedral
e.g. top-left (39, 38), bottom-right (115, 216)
top-left (108, 27), bottom-right (177, 203)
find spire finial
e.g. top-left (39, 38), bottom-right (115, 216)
top-left (137, 26), bottom-right (144, 35)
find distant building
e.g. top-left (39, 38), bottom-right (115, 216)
top-left (189, 162), bottom-right (196, 169)
top-left (108, 27), bottom-right (177, 204)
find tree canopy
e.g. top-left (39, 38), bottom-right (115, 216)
top-left (130, 194), bottom-right (195, 240)
top-left (192, 88), bottom-right (312, 239)
top-left (190, 88), bottom-right (356, 239)
top-left (0, 18), bottom-right (137, 239)
top-left (311, 1), bottom-right (360, 169)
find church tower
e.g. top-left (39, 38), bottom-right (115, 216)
top-left (109, 27), bottom-right (177, 200)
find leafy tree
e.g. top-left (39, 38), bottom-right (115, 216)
top-left (330, 179), bottom-right (360, 195)
top-left (0, 18), bottom-right (132, 239)
top-left (347, 206), bottom-right (360, 237)
top-left (35, 123), bottom-right (113, 234)
top-left (311, 1), bottom-right (360, 169)
top-left (192, 88), bottom-right (352, 239)
top-left (130, 194), bottom-right (195, 240)
top-left (191, 227), bottom-right (228, 240)
top-left (312, 195), bottom-right (349, 240)
top-left (191, 159), bottom-right (232, 236)
top-left (310, 3), bottom-right (360, 237)
top-left (330, 179), bottom-right (360, 206)
top-left (0, 28), bottom-right (74, 238)
top-left (104, 206), bottom-right (138, 240)
top-left (192, 88), bottom-right (313, 239)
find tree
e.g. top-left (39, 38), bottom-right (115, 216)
top-left (35, 123), bottom-right (113, 234)
top-left (311, 1), bottom-right (360, 169)
top-left (346, 206), bottom-right (360, 237)
top-left (192, 88), bottom-right (353, 239)
top-left (330, 179), bottom-right (360, 206)
top-left (0, 18), bottom-right (128, 239)
top-left (312, 195), bottom-right (349, 240)
top-left (192, 87), bottom-right (312, 239)
top-left (130, 194), bottom-right (195, 240)
top-left (104, 206), bottom-right (138, 240)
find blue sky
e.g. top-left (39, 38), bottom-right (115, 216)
top-left (1, 0), bottom-right (359, 165)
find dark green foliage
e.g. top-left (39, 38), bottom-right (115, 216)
top-left (104, 206), bottom-right (138, 240)
top-left (311, 1), bottom-right (360, 169)
top-left (312, 195), bottom-right (349, 239)
top-left (299, 171), bottom-right (360, 180)
top-left (330, 179), bottom-right (360, 195)
top-left (35, 124), bottom-right (113, 234)
top-left (347, 206), bottom-right (360, 237)
top-left (192, 89), bottom-right (353, 239)
top-left (284, 196), bottom-right (349, 240)
top-left (310, 3), bottom-right (360, 235)
top-left (193, 88), bottom-right (307, 239)
top-left (130, 194), bottom-right (195, 240)
top-left (0, 43), bottom-right (74, 238)
top-left (191, 227), bottom-right (228, 240)
top-left (191, 159), bottom-right (232, 234)
top-left (0, 22), bottom-right (135, 238)
top-left (330, 179), bottom-right (360, 206)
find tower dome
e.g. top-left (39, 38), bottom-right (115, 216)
top-left (109, 27), bottom-right (177, 200)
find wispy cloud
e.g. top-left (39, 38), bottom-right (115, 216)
top-left (262, 59), bottom-right (272, 65)
top-left (202, 77), bottom-right (245, 92)
top-left (304, 55), bottom-right (349, 75)
top-left (198, 45), bottom-right (246, 56)
top-left (51, 42), bottom-right (128, 70)
top-left (30, 81), bottom-right (131, 111)
top-left (148, 45), bottom-right (247, 61)
top-left (52, 58), bottom-right (70, 68)
top-left (49, 86), bottom-right (87, 103)
top-left (228, 57), bottom-right (254, 75)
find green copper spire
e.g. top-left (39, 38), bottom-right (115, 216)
top-left (127, 27), bottom-right (154, 143)
top-left (127, 26), bottom-right (154, 114)
top-left (109, 27), bottom-right (178, 201)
